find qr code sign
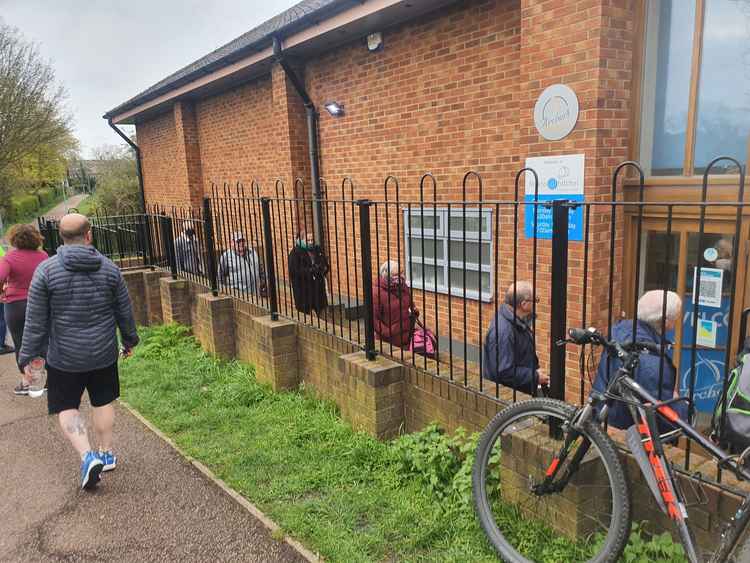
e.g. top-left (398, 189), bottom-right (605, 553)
top-left (694, 267), bottom-right (724, 308)
top-left (700, 279), bottom-right (720, 300)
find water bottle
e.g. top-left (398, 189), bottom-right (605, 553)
top-left (27, 357), bottom-right (46, 398)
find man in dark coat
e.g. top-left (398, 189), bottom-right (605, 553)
top-left (483, 281), bottom-right (548, 395)
top-left (20, 214), bottom-right (139, 490)
top-left (592, 290), bottom-right (687, 431)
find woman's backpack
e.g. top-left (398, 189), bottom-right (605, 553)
top-left (410, 318), bottom-right (437, 359)
top-left (711, 352), bottom-right (750, 454)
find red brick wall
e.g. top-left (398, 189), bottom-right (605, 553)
top-left (133, 0), bottom-right (638, 404)
top-left (194, 77), bottom-right (279, 196)
top-left (137, 110), bottom-right (187, 208)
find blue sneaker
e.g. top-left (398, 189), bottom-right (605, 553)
top-left (98, 450), bottom-right (117, 472)
top-left (80, 451), bottom-right (104, 490)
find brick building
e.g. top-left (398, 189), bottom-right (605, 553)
top-left (106, 0), bottom-right (750, 407)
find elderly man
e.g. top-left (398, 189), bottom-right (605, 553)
top-left (592, 290), bottom-right (687, 431)
top-left (19, 214), bottom-right (139, 490)
top-left (483, 281), bottom-right (548, 395)
top-left (218, 232), bottom-right (260, 295)
top-left (174, 223), bottom-right (203, 275)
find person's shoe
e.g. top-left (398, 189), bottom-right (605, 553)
top-left (0, 345), bottom-right (14, 355)
top-left (13, 382), bottom-right (29, 396)
top-left (80, 451), bottom-right (104, 490)
top-left (97, 450), bottom-right (117, 472)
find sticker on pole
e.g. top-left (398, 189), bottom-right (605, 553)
top-left (693, 267), bottom-right (723, 308)
top-left (524, 154), bottom-right (584, 241)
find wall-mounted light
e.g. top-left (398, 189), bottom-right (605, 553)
top-left (324, 101), bottom-right (345, 117)
top-left (367, 32), bottom-right (383, 52)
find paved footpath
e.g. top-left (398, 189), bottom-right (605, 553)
top-left (0, 354), bottom-right (307, 563)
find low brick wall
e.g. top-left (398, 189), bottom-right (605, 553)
top-left (124, 269), bottom-right (747, 551)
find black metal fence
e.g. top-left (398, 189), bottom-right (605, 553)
top-left (39, 157), bottom-right (750, 486)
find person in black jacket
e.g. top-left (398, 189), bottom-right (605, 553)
top-left (288, 237), bottom-right (329, 315)
top-left (482, 281), bottom-right (549, 395)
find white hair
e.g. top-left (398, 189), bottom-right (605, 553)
top-left (379, 260), bottom-right (400, 279)
top-left (637, 290), bottom-right (681, 329)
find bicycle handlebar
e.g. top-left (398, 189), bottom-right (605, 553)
top-left (566, 327), bottom-right (662, 356)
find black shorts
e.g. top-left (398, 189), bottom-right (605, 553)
top-left (47, 363), bottom-right (120, 415)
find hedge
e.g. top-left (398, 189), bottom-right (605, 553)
top-left (37, 188), bottom-right (55, 207)
top-left (9, 195), bottom-right (40, 221)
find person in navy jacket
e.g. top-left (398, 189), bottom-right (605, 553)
top-left (592, 290), bottom-right (687, 432)
top-left (483, 281), bottom-right (548, 395)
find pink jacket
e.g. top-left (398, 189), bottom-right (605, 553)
top-left (0, 249), bottom-right (48, 303)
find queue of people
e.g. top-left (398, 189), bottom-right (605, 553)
top-left (5, 218), bottom-right (690, 493)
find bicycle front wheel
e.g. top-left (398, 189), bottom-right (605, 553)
top-left (472, 398), bottom-right (631, 563)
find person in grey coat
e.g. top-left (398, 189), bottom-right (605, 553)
top-left (219, 232), bottom-right (260, 295)
top-left (174, 224), bottom-right (203, 275)
top-left (19, 214), bottom-right (139, 490)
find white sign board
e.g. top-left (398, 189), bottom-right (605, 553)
top-left (534, 84), bottom-right (580, 141)
top-left (524, 154), bottom-right (585, 240)
top-left (692, 267), bottom-right (723, 308)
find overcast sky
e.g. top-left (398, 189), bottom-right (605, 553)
top-left (1, 0), bottom-right (299, 157)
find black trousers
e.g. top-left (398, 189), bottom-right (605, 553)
top-left (4, 300), bottom-right (27, 373)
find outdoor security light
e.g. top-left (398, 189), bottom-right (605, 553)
top-left (367, 32), bottom-right (384, 52)
top-left (324, 101), bottom-right (345, 117)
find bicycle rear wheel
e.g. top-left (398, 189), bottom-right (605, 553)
top-left (472, 398), bottom-right (631, 562)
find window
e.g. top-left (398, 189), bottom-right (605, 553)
top-left (404, 208), bottom-right (492, 301)
top-left (640, 0), bottom-right (750, 177)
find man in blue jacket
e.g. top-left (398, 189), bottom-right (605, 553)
top-left (592, 290), bottom-right (687, 431)
top-left (20, 214), bottom-right (139, 490)
top-left (483, 281), bottom-right (548, 395)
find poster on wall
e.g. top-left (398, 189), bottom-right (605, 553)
top-left (524, 154), bottom-right (584, 241)
top-left (676, 295), bottom-right (731, 413)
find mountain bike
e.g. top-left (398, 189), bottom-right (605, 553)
top-left (472, 327), bottom-right (750, 562)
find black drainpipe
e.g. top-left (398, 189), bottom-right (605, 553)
top-left (108, 118), bottom-right (147, 213)
top-left (272, 36), bottom-right (324, 246)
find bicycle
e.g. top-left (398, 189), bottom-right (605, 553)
top-left (472, 326), bottom-right (750, 563)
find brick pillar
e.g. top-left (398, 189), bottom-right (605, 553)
top-left (195, 293), bottom-right (235, 359)
top-left (121, 270), bottom-right (147, 326)
top-left (249, 315), bottom-right (299, 391)
top-left (337, 352), bottom-right (405, 440)
top-left (144, 270), bottom-right (168, 325)
top-left (159, 277), bottom-right (191, 325)
top-left (519, 0), bottom-right (636, 402)
top-left (174, 100), bottom-right (204, 209)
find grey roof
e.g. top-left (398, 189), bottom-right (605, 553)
top-left (104, 0), bottom-right (349, 119)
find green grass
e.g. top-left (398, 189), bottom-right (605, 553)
top-left (119, 325), bottom-right (687, 562)
top-left (75, 195), bottom-right (96, 216)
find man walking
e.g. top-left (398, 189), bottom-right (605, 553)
top-left (19, 214), bottom-right (139, 490)
top-left (482, 281), bottom-right (548, 395)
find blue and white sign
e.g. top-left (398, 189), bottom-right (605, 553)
top-left (674, 295), bottom-right (731, 412)
top-left (524, 154), bottom-right (585, 241)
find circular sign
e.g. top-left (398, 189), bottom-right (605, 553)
top-left (704, 247), bottom-right (719, 262)
top-left (534, 84), bottom-right (579, 141)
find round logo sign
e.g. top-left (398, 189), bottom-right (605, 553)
top-left (703, 247), bottom-right (719, 262)
top-left (534, 84), bottom-right (579, 141)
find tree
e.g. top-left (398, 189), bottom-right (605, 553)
top-left (87, 144), bottom-right (140, 215)
top-left (0, 20), bottom-right (75, 207)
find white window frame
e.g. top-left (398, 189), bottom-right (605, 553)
top-left (403, 207), bottom-right (493, 302)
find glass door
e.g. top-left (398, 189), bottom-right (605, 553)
top-left (636, 220), bottom-right (747, 425)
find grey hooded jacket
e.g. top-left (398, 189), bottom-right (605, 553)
top-left (19, 245), bottom-right (139, 372)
